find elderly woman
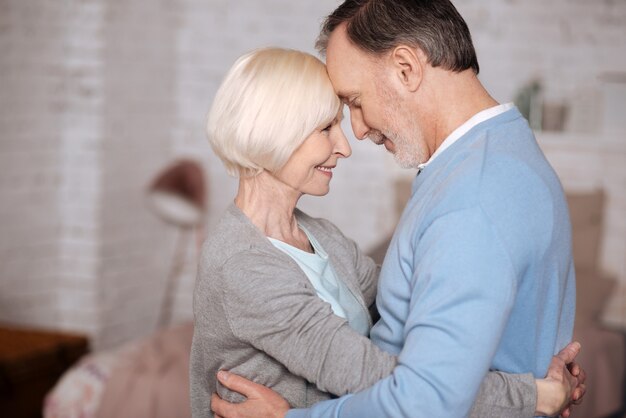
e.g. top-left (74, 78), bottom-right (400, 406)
top-left (190, 48), bottom-right (580, 418)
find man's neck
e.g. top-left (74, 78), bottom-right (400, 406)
top-left (424, 69), bottom-right (498, 154)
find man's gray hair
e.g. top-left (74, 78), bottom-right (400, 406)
top-left (316, 0), bottom-right (480, 74)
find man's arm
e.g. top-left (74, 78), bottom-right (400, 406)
top-left (293, 207), bottom-right (521, 417)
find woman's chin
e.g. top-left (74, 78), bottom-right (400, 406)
top-left (306, 187), bottom-right (331, 197)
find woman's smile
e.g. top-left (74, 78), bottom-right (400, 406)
top-left (315, 165), bottom-right (334, 178)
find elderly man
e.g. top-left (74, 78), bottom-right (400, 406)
top-left (210, 1), bottom-right (584, 417)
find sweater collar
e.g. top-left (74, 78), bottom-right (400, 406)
top-left (417, 103), bottom-right (515, 173)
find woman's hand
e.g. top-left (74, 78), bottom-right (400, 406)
top-left (210, 371), bottom-right (290, 418)
top-left (534, 342), bottom-right (587, 417)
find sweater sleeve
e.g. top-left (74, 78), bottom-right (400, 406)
top-left (219, 251), bottom-right (396, 396)
top-left (287, 206), bottom-right (520, 417)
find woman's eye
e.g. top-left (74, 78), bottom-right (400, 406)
top-left (322, 124), bottom-right (332, 132)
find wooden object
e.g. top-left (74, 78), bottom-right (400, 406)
top-left (0, 325), bottom-right (89, 418)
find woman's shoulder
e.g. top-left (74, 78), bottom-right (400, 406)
top-left (294, 208), bottom-right (344, 239)
top-left (200, 204), bottom-right (266, 260)
top-left (294, 208), bottom-right (364, 264)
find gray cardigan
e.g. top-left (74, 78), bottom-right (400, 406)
top-left (190, 204), bottom-right (536, 417)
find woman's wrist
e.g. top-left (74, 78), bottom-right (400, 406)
top-left (535, 378), bottom-right (566, 416)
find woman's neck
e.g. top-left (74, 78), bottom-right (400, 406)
top-left (234, 172), bottom-right (312, 252)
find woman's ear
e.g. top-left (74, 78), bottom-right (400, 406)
top-left (389, 45), bottom-right (424, 92)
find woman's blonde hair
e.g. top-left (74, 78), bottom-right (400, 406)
top-left (207, 48), bottom-right (341, 177)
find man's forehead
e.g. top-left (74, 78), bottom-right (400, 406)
top-left (325, 24), bottom-right (355, 70)
top-left (327, 71), bottom-right (357, 102)
top-left (325, 42), bottom-right (359, 98)
top-left (325, 24), bottom-right (373, 98)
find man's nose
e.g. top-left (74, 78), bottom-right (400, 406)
top-left (349, 109), bottom-right (369, 140)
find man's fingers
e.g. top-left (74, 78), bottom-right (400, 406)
top-left (211, 393), bottom-right (234, 417)
top-left (573, 384), bottom-right (586, 405)
top-left (576, 365), bottom-right (587, 384)
top-left (569, 362), bottom-right (580, 376)
top-left (217, 370), bottom-right (261, 398)
top-left (556, 341), bottom-right (581, 364)
top-left (561, 406), bottom-right (571, 418)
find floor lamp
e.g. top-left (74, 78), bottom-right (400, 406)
top-left (147, 159), bottom-right (206, 328)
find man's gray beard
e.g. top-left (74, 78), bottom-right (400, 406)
top-left (368, 129), bottom-right (425, 169)
top-left (384, 130), bottom-right (427, 169)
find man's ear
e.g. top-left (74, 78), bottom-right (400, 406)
top-left (389, 45), bottom-right (424, 92)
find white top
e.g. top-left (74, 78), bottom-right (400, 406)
top-left (417, 102), bottom-right (514, 172)
top-left (269, 225), bottom-right (370, 336)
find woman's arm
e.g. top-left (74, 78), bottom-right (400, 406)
top-left (212, 348), bottom-right (585, 418)
top-left (470, 372), bottom-right (537, 417)
top-left (219, 252), bottom-right (395, 395)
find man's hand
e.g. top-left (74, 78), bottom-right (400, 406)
top-left (535, 341), bottom-right (587, 417)
top-left (210, 371), bottom-right (290, 418)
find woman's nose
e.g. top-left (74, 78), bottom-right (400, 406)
top-left (333, 127), bottom-right (352, 158)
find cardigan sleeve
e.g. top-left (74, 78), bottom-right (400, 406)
top-left (219, 251), bottom-right (396, 396)
top-left (469, 372), bottom-right (537, 417)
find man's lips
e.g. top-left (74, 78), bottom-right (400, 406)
top-left (383, 137), bottom-right (395, 152)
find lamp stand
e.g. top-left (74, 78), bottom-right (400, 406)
top-left (157, 227), bottom-right (190, 328)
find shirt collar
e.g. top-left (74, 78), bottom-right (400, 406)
top-left (417, 102), bottom-right (514, 172)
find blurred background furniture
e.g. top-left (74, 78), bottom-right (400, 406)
top-left (44, 322), bottom-right (192, 418)
top-left (567, 191), bottom-right (625, 418)
top-left (0, 325), bottom-right (88, 418)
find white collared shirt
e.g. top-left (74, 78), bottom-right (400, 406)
top-left (417, 102), bottom-right (514, 172)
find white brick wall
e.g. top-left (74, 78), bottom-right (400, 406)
top-left (95, 0), bottom-right (182, 348)
top-left (0, 0), bottom-right (182, 349)
top-left (1, 0), bottom-right (78, 330)
top-left (457, 0), bottom-right (626, 115)
top-left (1, 0), bottom-right (624, 349)
top-left (56, 0), bottom-right (104, 340)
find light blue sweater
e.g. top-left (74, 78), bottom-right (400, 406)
top-left (289, 107), bottom-right (575, 418)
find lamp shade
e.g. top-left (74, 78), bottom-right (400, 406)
top-left (148, 159), bottom-right (206, 227)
